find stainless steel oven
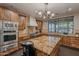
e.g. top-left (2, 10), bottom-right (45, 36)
top-left (1, 33), bottom-right (18, 45)
top-left (0, 20), bottom-right (18, 52)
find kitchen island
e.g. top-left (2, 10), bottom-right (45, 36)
top-left (21, 35), bottom-right (61, 56)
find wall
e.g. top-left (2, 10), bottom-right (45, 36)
top-left (74, 14), bottom-right (79, 33)
top-left (42, 21), bottom-right (48, 33)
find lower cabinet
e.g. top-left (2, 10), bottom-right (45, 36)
top-left (36, 43), bottom-right (60, 56)
top-left (62, 36), bottom-right (79, 49)
top-left (71, 37), bottom-right (79, 49)
top-left (50, 44), bottom-right (60, 56)
top-left (62, 36), bottom-right (71, 47)
top-left (36, 50), bottom-right (47, 56)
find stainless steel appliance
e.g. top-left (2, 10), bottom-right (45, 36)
top-left (0, 20), bottom-right (18, 52)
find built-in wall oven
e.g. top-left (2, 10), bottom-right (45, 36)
top-left (0, 20), bottom-right (18, 52)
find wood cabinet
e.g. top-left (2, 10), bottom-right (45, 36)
top-left (71, 37), bottom-right (79, 49)
top-left (4, 9), bottom-right (11, 20)
top-left (10, 11), bottom-right (19, 22)
top-left (18, 16), bottom-right (26, 30)
top-left (18, 16), bottom-right (29, 42)
top-left (36, 20), bottom-right (43, 32)
top-left (36, 43), bottom-right (60, 56)
top-left (0, 7), bottom-right (11, 20)
top-left (25, 16), bottom-right (29, 27)
top-left (62, 36), bottom-right (79, 49)
top-left (36, 50), bottom-right (47, 56)
top-left (62, 36), bottom-right (71, 47)
top-left (4, 9), bottom-right (19, 21)
top-left (0, 7), bottom-right (5, 20)
top-left (50, 43), bottom-right (60, 56)
top-left (0, 7), bottom-right (19, 21)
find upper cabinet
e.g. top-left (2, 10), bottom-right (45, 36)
top-left (10, 11), bottom-right (19, 22)
top-left (0, 7), bottom-right (5, 20)
top-left (0, 7), bottom-right (19, 21)
top-left (4, 9), bottom-right (19, 21)
top-left (36, 20), bottom-right (43, 33)
top-left (18, 16), bottom-right (26, 30)
top-left (25, 16), bottom-right (29, 27)
top-left (4, 9), bottom-right (11, 20)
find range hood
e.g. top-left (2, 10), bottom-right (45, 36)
top-left (28, 16), bottom-right (38, 27)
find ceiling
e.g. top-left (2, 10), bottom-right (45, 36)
top-left (0, 3), bottom-right (79, 20)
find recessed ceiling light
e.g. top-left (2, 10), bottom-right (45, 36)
top-left (38, 11), bottom-right (42, 15)
top-left (47, 11), bottom-right (51, 14)
top-left (68, 8), bottom-right (72, 11)
top-left (43, 16), bottom-right (46, 19)
top-left (51, 13), bottom-right (55, 17)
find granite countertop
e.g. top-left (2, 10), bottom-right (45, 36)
top-left (21, 35), bottom-right (61, 55)
top-left (60, 34), bottom-right (79, 37)
top-left (43, 32), bottom-right (79, 37)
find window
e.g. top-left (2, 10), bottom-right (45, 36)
top-left (48, 21), bottom-right (56, 32)
top-left (58, 19), bottom-right (68, 34)
top-left (48, 16), bottom-right (74, 34)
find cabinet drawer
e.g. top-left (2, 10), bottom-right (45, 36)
top-left (71, 38), bottom-right (79, 48)
top-left (71, 44), bottom-right (79, 48)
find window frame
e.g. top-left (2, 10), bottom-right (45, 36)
top-left (48, 16), bottom-right (74, 34)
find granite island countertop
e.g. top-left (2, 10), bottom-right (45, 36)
top-left (20, 35), bottom-right (61, 55)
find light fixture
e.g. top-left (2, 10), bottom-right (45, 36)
top-left (38, 11), bottom-right (42, 15)
top-left (68, 8), bottom-right (72, 11)
top-left (47, 11), bottom-right (51, 14)
top-left (51, 13), bottom-right (55, 17)
top-left (43, 16), bottom-right (46, 19)
top-left (35, 3), bottom-right (55, 20)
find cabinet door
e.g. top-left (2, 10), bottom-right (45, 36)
top-left (62, 36), bottom-right (71, 46)
top-left (10, 11), bottom-right (19, 22)
top-left (4, 9), bottom-right (11, 20)
top-left (19, 16), bottom-right (26, 30)
top-left (36, 20), bottom-right (43, 33)
top-left (37, 20), bottom-right (42, 29)
top-left (71, 37), bottom-right (79, 48)
top-left (0, 7), bottom-right (5, 20)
